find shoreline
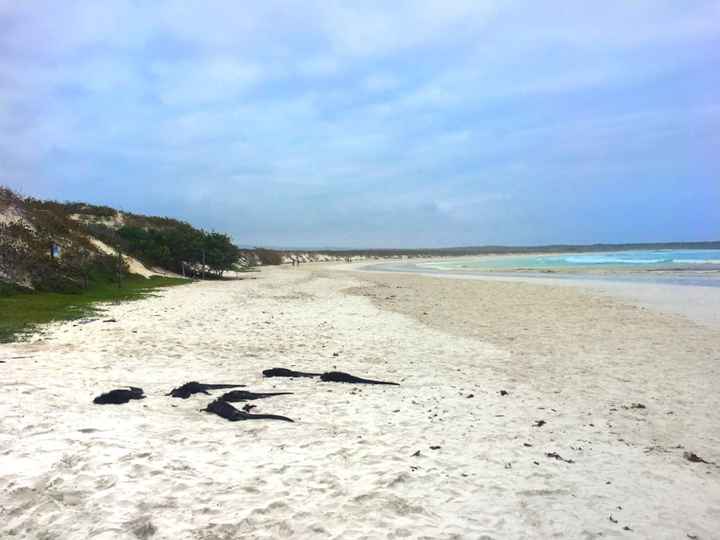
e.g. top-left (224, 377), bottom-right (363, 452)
top-left (345, 259), bottom-right (720, 329)
top-left (358, 256), bottom-right (720, 281)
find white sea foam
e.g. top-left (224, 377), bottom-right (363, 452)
top-left (673, 259), bottom-right (720, 264)
top-left (563, 256), bottom-right (667, 265)
top-left (419, 250), bottom-right (720, 270)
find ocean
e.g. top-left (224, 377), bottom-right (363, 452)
top-left (417, 249), bottom-right (720, 271)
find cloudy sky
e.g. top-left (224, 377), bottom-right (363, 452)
top-left (1, 1), bottom-right (718, 248)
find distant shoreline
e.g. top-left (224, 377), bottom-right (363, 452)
top-left (354, 249), bottom-right (720, 287)
top-left (345, 254), bottom-right (720, 328)
top-left (360, 261), bottom-right (720, 288)
top-left (301, 241), bottom-right (720, 259)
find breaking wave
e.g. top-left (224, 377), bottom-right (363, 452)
top-left (418, 249), bottom-right (720, 271)
top-left (563, 256), bottom-right (667, 265)
top-left (673, 259), bottom-right (720, 265)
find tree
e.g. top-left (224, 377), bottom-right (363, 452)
top-left (117, 225), bottom-right (241, 279)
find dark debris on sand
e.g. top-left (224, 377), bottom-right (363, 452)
top-left (545, 452), bottom-right (574, 463)
top-left (683, 451), bottom-right (714, 464)
top-left (623, 403), bottom-right (646, 410)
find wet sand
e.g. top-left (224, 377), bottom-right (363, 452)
top-left (1, 265), bottom-right (719, 539)
top-left (359, 260), bottom-right (720, 329)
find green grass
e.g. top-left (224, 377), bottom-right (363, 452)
top-left (0, 275), bottom-right (189, 343)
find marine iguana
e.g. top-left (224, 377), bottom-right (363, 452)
top-left (203, 399), bottom-right (294, 422)
top-left (218, 390), bottom-right (293, 402)
top-left (93, 386), bottom-right (146, 404)
top-left (320, 371), bottom-right (399, 385)
top-left (167, 382), bottom-right (245, 399)
top-left (262, 368), bottom-right (320, 378)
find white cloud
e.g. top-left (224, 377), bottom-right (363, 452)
top-left (149, 57), bottom-right (262, 107)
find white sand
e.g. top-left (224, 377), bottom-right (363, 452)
top-left (1, 266), bottom-right (719, 539)
top-left (0, 205), bottom-right (27, 227)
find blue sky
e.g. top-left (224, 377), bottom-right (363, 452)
top-left (1, 1), bottom-right (718, 248)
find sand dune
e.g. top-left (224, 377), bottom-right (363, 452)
top-left (1, 266), bottom-right (718, 538)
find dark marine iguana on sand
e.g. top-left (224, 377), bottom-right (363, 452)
top-left (167, 382), bottom-right (245, 399)
top-left (320, 371), bottom-right (399, 385)
top-left (262, 368), bottom-right (320, 378)
top-left (262, 368), bottom-right (399, 385)
top-left (203, 399), bottom-right (294, 422)
top-left (218, 390), bottom-right (293, 402)
top-left (93, 386), bottom-right (146, 404)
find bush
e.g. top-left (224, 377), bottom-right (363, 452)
top-left (1, 186), bottom-right (243, 289)
top-left (81, 222), bottom-right (129, 252)
top-left (255, 248), bottom-right (283, 265)
top-left (0, 281), bottom-right (28, 297)
top-left (118, 225), bottom-right (241, 277)
top-left (61, 202), bottom-right (118, 217)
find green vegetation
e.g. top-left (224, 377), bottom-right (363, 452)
top-left (1, 187), bottom-right (129, 292)
top-left (254, 248), bottom-right (284, 266)
top-left (116, 225), bottom-right (241, 277)
top-left (0, 275), bottom-right (188, 343)
top-left (61, 201), bottom-right (119, 217)
top-left (0, 186), bottom-right (233, 342)
top-left (0, 186), bottom-right (246, 342)
top-left (1, 186), bottom-right (248, 293)
top-left (0, 220), bottom-right (123, 293)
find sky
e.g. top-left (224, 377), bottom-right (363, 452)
top-left (1, 1), bottom-right (719, 248)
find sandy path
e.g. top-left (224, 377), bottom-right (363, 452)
top-left (1, 266), bottom-right (719, 539)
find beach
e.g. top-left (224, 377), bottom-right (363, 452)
top-left (1, 264), bottom-right (719, 539)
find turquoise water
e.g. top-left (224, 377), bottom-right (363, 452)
top-left (418, 249), bottom-right (720, 271)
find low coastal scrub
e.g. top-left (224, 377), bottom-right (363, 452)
top-left (1, 186), bottom-right (229, 341)
top-left (0, 186), bottom-right (245, 290)
top-left (0, 220), bottom-right (125, 293)
top-left (254, 248), bottom-right (283, 266)
top-left (0, 275), bottom-right (188, 343)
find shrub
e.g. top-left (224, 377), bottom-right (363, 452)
top-left (118, 225), bottom-right (241, 277)
top-left (254, 248), bottom-right (283, 265)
